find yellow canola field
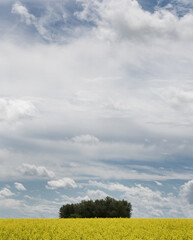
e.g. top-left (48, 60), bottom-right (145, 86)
top-left (0, 218), bottom-right (193, 240)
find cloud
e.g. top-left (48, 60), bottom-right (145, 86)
top-left (171, 0), bottom-right (193, 15)
top-left (87, 180), bottom-right (182, 217)
top-left (155, 181), bottom-right (163, 186)
top-left (76, 0), bottom-right (193, 47)
top-left (89, 180), bottom-right (130, 192)
top-left (18, 164), bottom-right (55, 178)
top-left (46, 177), bottom-right (77, 189)
top-left (0, 198), bottom-right (23, 210)
top-left (77, 0), bottom-right (193, 42)
top-left (121, 184), bottom-right (179, 217)
top-left (11, 2), bottom-right (50, 41)
top-left (0, 98), bottom-right (36, 121)
top-left (0, 188), bottom-right (14, 198)
top-left (71, 134), bottom-right (99, 144)
top-left (11, 1), bottom-right (90, 43)
top-left (0, 196), bottom-right (60, 218)
top-left (61, 194), bottom-right (90, 203)
top-left (10, 0), bottom-right (193, 44)
top-left (180, 180), bottom-right (193, 204)
top-left (89, 180), bottom-right (163, 201)
top-left (60, 180), bottom-right (193, 218)
top-left (156, 88), bottom-right (193, 111)
top-left (61, 189), bottom-right (107, 203)
top-left (1, 0), bottom-right (193, 218)
top-left (86, 189), bottom-right (108, 199)
top-left (12, 2), bottom-right (36, 25)
top-left (6, 0), bottom-right (193, 45)
top-left (14, 182), bottom-right (26, 191)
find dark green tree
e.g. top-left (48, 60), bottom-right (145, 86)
top-left (59, 197), bottom-right (132, 218)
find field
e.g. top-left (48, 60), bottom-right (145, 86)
top-left (0, 218), bottom-right (193, 239)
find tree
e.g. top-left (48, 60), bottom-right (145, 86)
top-left (59, 197), bottom-right (132, 218)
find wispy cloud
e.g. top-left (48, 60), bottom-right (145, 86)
top-left (14, 182), bottom-right (26, 191)
top-left (0, 188), bottom-right (14, 198)
top-left (12, 2), bottom-right (36, 25)
top-left (71, 135), bottom-right (99, 144)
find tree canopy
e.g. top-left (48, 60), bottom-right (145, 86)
top-left (59, 197), bottom-right (132, 218)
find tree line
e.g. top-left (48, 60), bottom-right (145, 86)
top-left (59, 196), bottom-right (132, 218)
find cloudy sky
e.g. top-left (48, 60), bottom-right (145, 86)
top-left (1, 0), bottom-right (193, 218)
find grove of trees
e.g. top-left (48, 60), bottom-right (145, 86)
top-left (59, 197), bottom-right (132, 218)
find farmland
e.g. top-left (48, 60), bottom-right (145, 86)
top-left (0, 218), bottom-right (193, 239)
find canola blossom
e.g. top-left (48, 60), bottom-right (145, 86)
top-left (0, 218), bottom-right (193, 239)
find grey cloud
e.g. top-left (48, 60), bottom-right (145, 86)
top-left (18, 164), bottom-right (55, 178)
top-left (155, 88), bottom-right (193, 111)
top-left (71, 134), bottom-right (99, 144)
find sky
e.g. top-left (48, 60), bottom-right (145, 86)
top-left (1, 0), bottom-right (193, 218)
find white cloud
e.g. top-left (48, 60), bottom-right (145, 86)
top-left (0, 188), bottom-right (14, 198)
top-left (0, 196), bottom-right (60, 218)
top-left (77, 0), bottom-right (193, 42)
top-left (12, 2), bottom-right (36, 25)
top-left (71, 135), bottom-right (99, 144)
top-left (89, 180), bottom-right (130, 192)
top-left (14, 182), bottom-right (26, 191)
top-left (156, 88), bottom-right (193, 111)
top-left (86, 189), bottom-right (108, 199)
top-left (122, 184), bottom-right (178, 217)
top-left (11, 0), bottom-right (193, 44)
top-left (46, 177), bottom-right (77, 189)
top-left (62, 180), bottom-right (193, 218)
top-left (61, 189), bottom-right (107, 204)
top-left (61, 194), bottom-right (90, 203)
top-left (180, 180), bottom-right (193, 204)
top-left (0, 198), bottom-right (23, 210)
top-left (18, 164), bottom-right (55, 178)
top-left (0, 98), bottom-right (36, 121)
top-left (87, 180), bottom-right (182, 217)
top-left (91, 181), bottom-right (162, 202)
